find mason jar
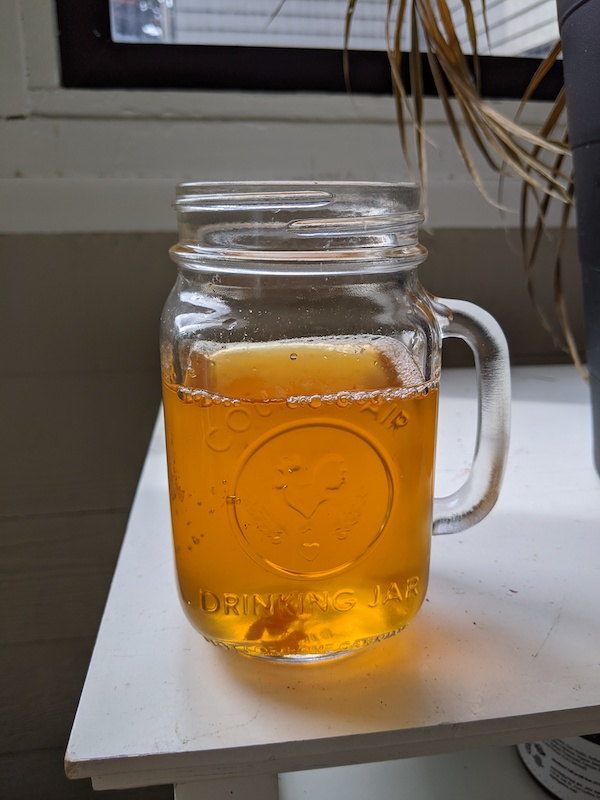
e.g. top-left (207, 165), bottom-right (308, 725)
top-left (160, 181), bottom-right (511, 662)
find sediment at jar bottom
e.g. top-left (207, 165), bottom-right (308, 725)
top-left (162, 336), bottom-right (439, 660)
top-left (180, 573), bottom-right (428, 660)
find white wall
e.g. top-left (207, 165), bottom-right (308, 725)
top-left (0, 0), bottom-right (564, 234)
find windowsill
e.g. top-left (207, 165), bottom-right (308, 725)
top-left (28, 87), bottom-right (555, 125)
top-left (2, 0), bottom-right (569, 235)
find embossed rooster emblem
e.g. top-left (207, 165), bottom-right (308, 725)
top-left (273, 454), bottom-right (346, 518)
top-left (238, 444), bottom-right (372, 572)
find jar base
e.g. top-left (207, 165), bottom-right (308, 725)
top-left (203, 626), bottom-right (406, 663)
top-left (241, 648), bottom-right (357, 665)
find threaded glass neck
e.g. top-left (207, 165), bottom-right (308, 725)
top-left (170, 181), bottom-right (427, 277)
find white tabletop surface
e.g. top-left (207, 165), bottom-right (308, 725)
top-left (65, 365), bottom-right (600, 791)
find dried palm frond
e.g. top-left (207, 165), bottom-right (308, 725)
top-left (344, 0), bottom-right (571, 208)
top-left (343, 0), bottom-right (581, 371)
top-left (516, 50), bottom-right (585, 377)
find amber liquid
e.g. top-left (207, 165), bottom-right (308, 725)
top-left (162, 337), bottom-right (439, 661)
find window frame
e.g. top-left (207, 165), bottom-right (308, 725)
top-left (54, 0), bottom-right (563, 100)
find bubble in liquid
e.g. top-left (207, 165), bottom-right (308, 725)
top-left (194, 393), bottom-right (213, 407)
top-left (336, 394), bottom-right (349, 408)
top-left (290, 353), bottom-right (298, 360)
top-left (308, 396), bottom-right (322, 409)
top-left (286, 398), bottom-right (298, 409)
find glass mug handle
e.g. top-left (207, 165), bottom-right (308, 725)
top-left (433, 297), bottom-right (511, 535)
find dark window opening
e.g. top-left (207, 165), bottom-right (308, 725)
top-left (54, 0), bottom-right (563, 100)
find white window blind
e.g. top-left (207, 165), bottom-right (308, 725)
top-left (110, 0), bottom-right (559, 58)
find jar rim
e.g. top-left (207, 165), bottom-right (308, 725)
top-left (171, 181), bottom-right (427, 276)
top-left (173, 180), bottom-right (421, 212)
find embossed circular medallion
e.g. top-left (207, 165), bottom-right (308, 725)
top-left (231, 421), bottom-right (393, 577)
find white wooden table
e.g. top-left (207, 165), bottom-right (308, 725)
top-left (65, 365), bottom-right (600, 799)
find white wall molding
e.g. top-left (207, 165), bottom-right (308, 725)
top-left (0, 1), bottom-right (29, 118)
top-left (0, 0), bottom-right (569, 234)
top-left (0, 176), bottom-right (531, 234)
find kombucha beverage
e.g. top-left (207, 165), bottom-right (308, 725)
top-left (162, 337), bottom-right (439, 660)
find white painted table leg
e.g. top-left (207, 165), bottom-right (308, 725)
top-left (174, 773), bottom-right (279, 800)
